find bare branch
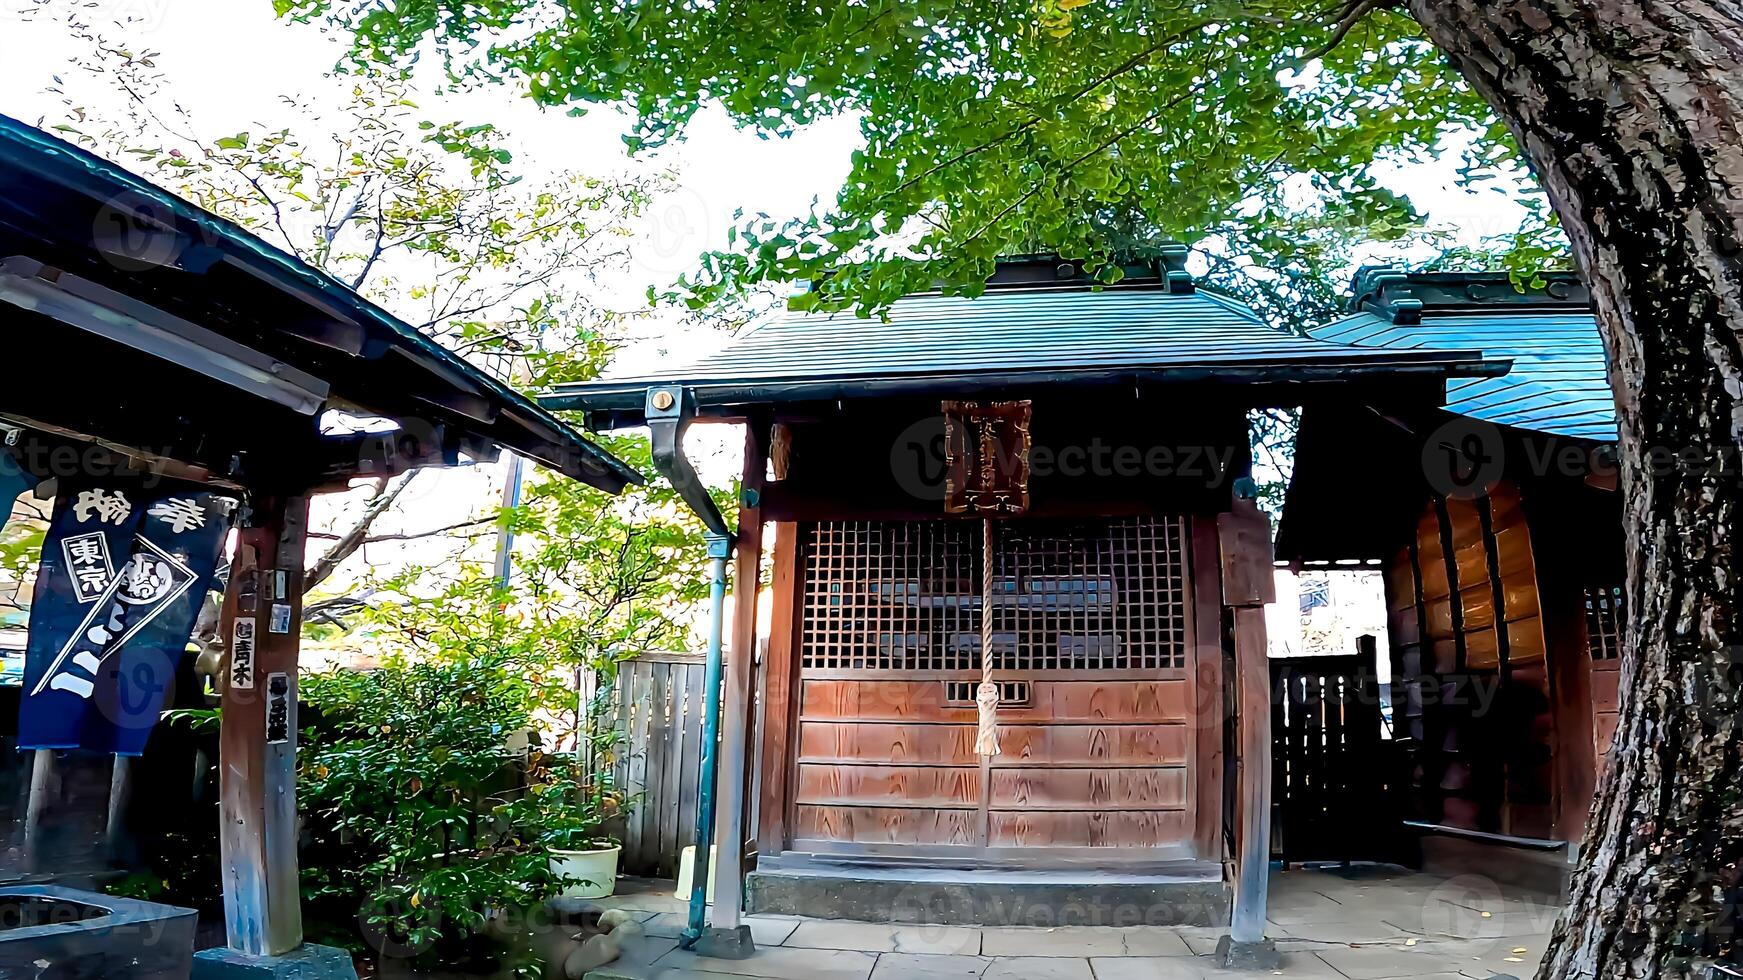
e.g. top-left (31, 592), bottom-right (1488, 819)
top-left (306, 515), bottom-right (496, 544)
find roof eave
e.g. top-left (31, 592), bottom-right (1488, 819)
top-left (542, 353), bottom-right (1508, 427)
top-left (0, 115), bottom-right (644, 493)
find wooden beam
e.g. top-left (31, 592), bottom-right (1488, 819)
top-left (1189, 517), bottom-right (1227, 861)
top-left (1229, 604), bottom-right (1273, 946)
top-left (755, 522), bottom-right (802, 858)
top-left (710, 421), bottom-right (769, 929)
top-left (1531, 512), bottom-right (1600, 843)
top-left (1219, 500), bottom-right (1275, 947)
top-left (218, 495), bottom-right (308, 957)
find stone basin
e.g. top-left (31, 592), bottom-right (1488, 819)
top-left (0, 884), bottom-right (197, 979)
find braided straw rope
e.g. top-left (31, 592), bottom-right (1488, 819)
top-left (975, 517), bottom-right (1001, 757)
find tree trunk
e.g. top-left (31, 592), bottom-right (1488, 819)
top-left (1401, 2), bottom-right (1743, 976)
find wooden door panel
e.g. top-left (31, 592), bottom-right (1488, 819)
top-left (1048, 680), bottom-right (1189, 721)
top-left (789, 517), bottom-right (1202, 860)
top-left (993, 724), bottom-right (1188, 766)
top-left (988, 809), bottom-right (1192, 847)
top-left (989, 767), bottom-right (1187, 809)
top-left (796, 764), bottom-right (981, 808)
top-left (795, 805), bottom-right (980, 845)
top-left (800, 679), bottom-right (1190, 722)
top-left (799, 722), bottom-right (978, 764)
top-left (800, 680), bottom-right (974, 721)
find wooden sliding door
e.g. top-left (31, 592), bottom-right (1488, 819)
top-left (788, 517), bottom-right (1200, 863)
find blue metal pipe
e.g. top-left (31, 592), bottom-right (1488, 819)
top-left (681, 532), bottom-right (733, 949)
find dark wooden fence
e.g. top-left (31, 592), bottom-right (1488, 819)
top-left (1270, 636), bottom-right (1404, 864)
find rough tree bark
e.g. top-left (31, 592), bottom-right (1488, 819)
top-left (1402, 2), bottom-right (1743, 976)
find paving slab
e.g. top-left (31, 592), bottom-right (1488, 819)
top-left (1091, 950), bottom-right (1357, 980)
top-left (1270, 921), bottom-right (1425, 948)
top-left (643, 946), bottom-right (877, 980)
top-left (599, 962), bottom-right (742, 969)
top-left (744, 914), bottom-right (805, 947)
top-left (1084, 957), bottom-right (1213, 980)
top-left (596, 891), bottom-right (695, 915)
top-left (642, 913), bottom-right (803, 947)
top-left (1174, 927), bottom-right (1230, 956)
top-left (786, 920), bottom-right (982, 954)
top-left (1381, 898), bottom-right (1560, 942)
top-left (1312, 936), bottom-right (1543, 980)
top-left (983, 956), bottom-right (1094, 979)
top-left (868, 953), bottom-right (991, 978)
top-left (980, 925), bottom-right (1195, 958)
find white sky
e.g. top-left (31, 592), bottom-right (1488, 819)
top-left (0, 1), bottom-right (1537, 607)
top-left (0, 0), bottom-right (861, 593)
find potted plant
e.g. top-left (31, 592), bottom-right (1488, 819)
top-left (535, 770), bottom-right (624, 899)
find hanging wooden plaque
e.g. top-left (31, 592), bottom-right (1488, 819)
top-left (942, 400), bottom-right (1031, 514)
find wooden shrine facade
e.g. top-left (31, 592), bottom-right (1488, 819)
top-left (789, 516), bottom-right (1199, 857)
top-left (762, 404), bottom-right (1226, 866)
top-left (1279, 268), bottom-right (1623, 872)
top-left (546, 254), bottom-right (1503, 926)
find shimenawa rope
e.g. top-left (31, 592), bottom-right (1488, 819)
top-left (975, 517), bottom-right (1001, 757)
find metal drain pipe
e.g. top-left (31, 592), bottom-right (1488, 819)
top-left (642, 387), bottom-right (751, 957)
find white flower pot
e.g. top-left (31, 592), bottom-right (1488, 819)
top-left (673, 845), bottom-right (717, 903)
top-left (550, 843), bottom-right (622, 899)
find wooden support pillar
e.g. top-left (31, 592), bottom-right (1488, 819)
top-left (23, 748), bottom-right (54, 873)
top-left (754, 424), bottom-right (798, 860)
top-left (105, 755), bottom-right (134, 861)
top-left (1218, 499), bottom-right (1276, 953)
top-left (710, 421), bottom-right (769, 930)
top-left (754, 521), bottom-right (800, 859)
top-left (217, 495), bottom-right (308, 957)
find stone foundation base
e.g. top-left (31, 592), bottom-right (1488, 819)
top-left (1215, 935), bottom-right (1282, 971)
top-left (192, 943), bottom-right (358, 979)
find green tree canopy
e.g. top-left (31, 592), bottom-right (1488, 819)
top-left (275, 0), bottom-right (1566, 315)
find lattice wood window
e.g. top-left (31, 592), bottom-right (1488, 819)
top-left (943, 680), bottom-right (1031, 706)
top-left (799, 517), bottom-right (1190, 673)
top-left (1584, 585), bottom-right (1624, 662)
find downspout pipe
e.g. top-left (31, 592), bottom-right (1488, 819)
top-left (647, 385), bottom-right (732, 540)
top-left (644, 386), bottom-right (753, 957)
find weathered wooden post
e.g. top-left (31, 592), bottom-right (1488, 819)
top-left (104, 755), bottom-right (134, 862)
top-left (704, 419), bottom-right (770, 956)
top-left (22, 748), bottom-right (54, 873)
top-left (1217, 493), bottom-right (1281, 970)
top-left (194, 495), bottom-right (356, 979)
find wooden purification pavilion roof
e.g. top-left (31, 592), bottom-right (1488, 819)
top-left (547, 255), bottom-right (1508, 429)
top-left (1276, 268), bottom-right (1616, 566)
top-left (0, 113), bottom-right (639, 493)
top-left (1310, 268), bottom-right (1615, 442)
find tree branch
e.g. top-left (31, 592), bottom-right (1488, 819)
top-left (883, 18), bottom-right (1217, 201)
top-left (304, 470), bottom-right (420, 593)
top-left (1302, 0), bottom-right (1389, 62)
top-left (305, 515), bottom-right (496, 544)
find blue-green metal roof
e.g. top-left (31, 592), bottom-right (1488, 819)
top-left (1312, 269), bottom-right (1615, 442)
top-left (546, 261), bottom-right (1505, 424)
top-left (0, 113), bottom-right (640, 491)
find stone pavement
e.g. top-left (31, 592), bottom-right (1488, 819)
top-left (587, 866), bottom-right (1559, 980)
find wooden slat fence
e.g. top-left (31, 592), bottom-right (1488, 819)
top-left (608, 651), bottom-right (708, 879)
top-left (1270, 636), bottom-right (1404, 864)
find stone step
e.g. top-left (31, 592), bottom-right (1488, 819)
top-left (746, 860), bottom-right (1228, 927)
